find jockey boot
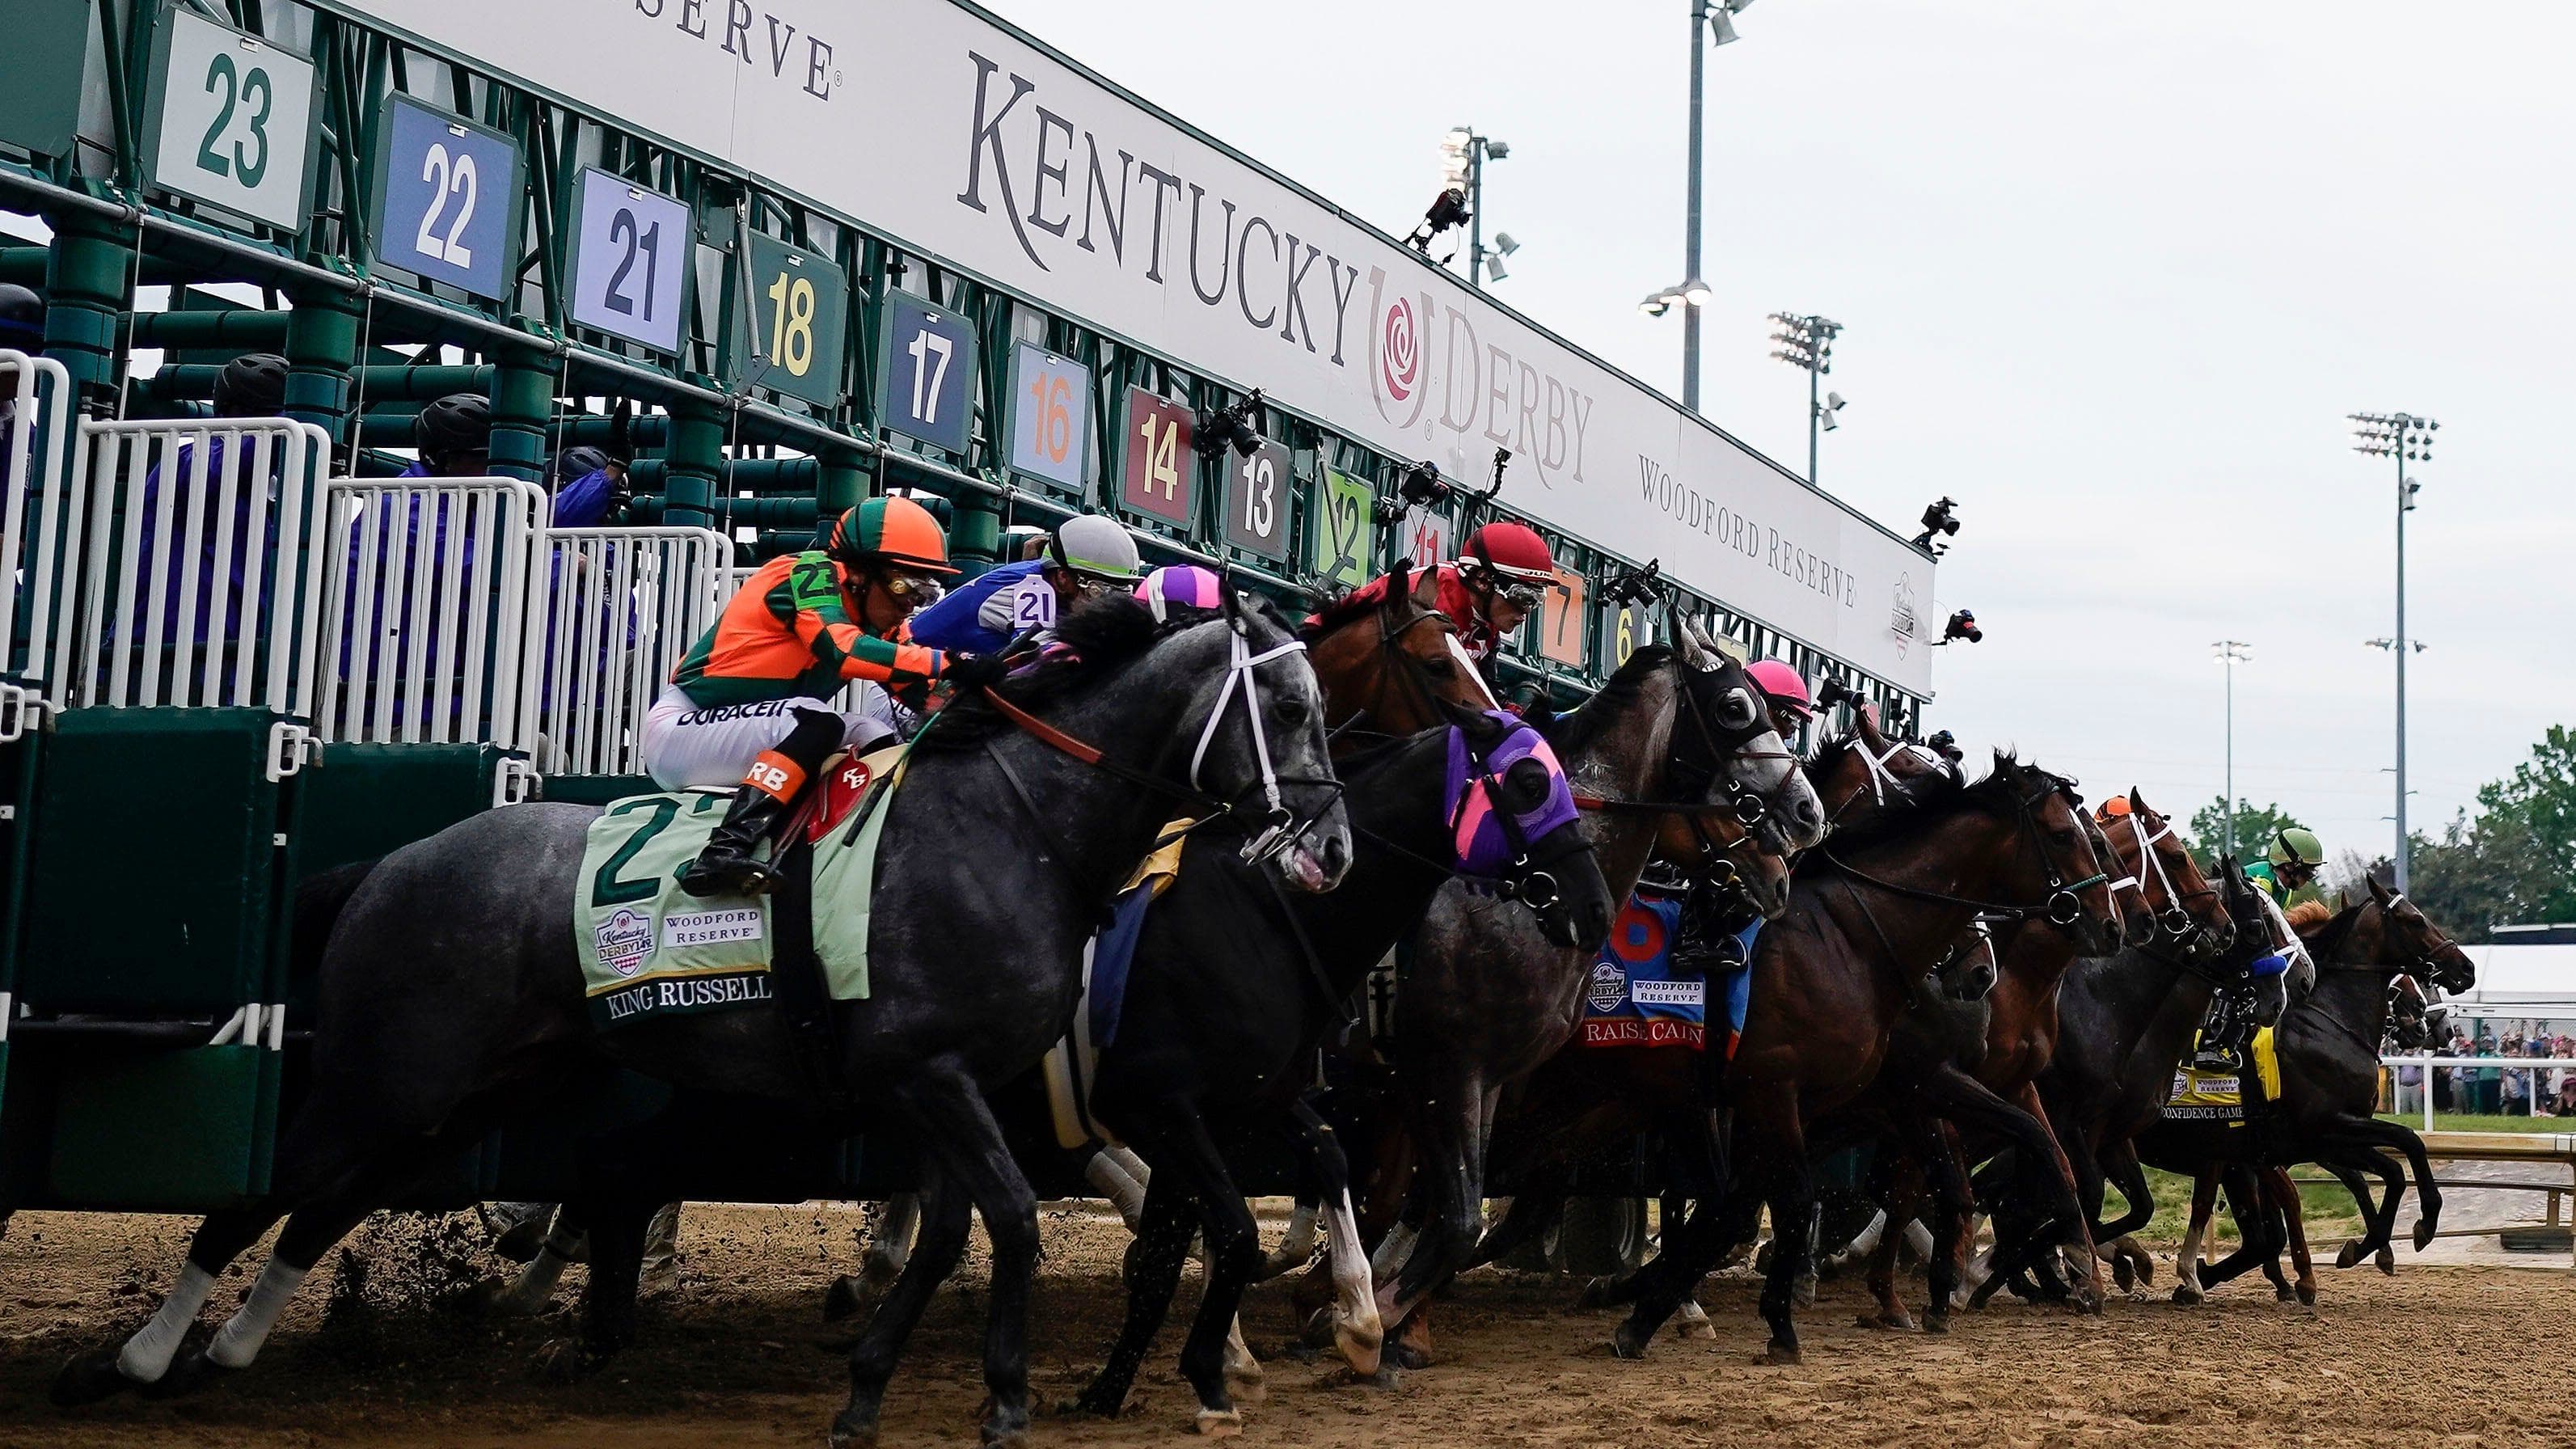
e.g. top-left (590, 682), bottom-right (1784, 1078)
top-left (679, 709), bottom-right (841, 897)
top-left (2190, 995), bottom-right (2241, 1074)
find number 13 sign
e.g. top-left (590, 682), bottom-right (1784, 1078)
top-left (1006, 343), bottom-right (1090, 491)
top-left (568, 167), bottom-right (692, 355)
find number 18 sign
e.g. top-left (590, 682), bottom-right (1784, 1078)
top-left (568, 167), bottom-right (692, 355)
top-left (1005, 343), bottom-right (1090, 491)
top-left (372, 94), bottom-right (522, 302)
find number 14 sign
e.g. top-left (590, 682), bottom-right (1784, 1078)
top-left (1121, 387), bottom-right (1197, 530)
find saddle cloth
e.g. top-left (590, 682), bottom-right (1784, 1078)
top-left (573, 746), bottom-right (906, 1029)
top-left (1580, 890), bottom-right (1749, 1056)
top-left (1041, 823), bottom-right (1192, 1151)
top-left (2164, 1027), bottom-right (2283, 1122)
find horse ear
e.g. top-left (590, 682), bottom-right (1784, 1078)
top-left (2367, 872), bottom-right (2393, 902)
top-left (1387, 558), bottom-right (1413, 608)
top-left (1672, 616), bottom-right (1706, 669)
top-left (1409, 560), bottom-right (1440, 609)
top-left (2129, 788), bottom-right (2149, 814)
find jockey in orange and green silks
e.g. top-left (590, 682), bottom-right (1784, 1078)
top-left (643, 496), bottom-right (1007, 897)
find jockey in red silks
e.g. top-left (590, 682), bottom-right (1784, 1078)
top-left (1312, 520), bottom-right (1557, 695)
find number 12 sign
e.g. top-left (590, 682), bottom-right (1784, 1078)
top-left (372, 94), bottom-right (522, 302)
top-left (1121, 387), bottom-right (1197, 530)
top-left (878, 294), bottom-right (975, 454)
top-left (1005, 343), bottom-right (1090, 491)
top-left (568, 167), bottom-right (692, 355)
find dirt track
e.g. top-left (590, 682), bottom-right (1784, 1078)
top-left (0, 1202), bottom-right (2565, 1448)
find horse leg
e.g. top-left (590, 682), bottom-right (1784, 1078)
top-left (2171, 1168), bottom-right (2220, 1305)
top-left (2269, 1165), bottom-right (2317, 1305)
top-left (2334, 1117), bottom-right (2442, 1252)
top-left (868, 1193), bottom-right (923, 1286)
top-left (1150, 1112), bottom-right (1269, 1434)
top-left (1375, 1075), bottom-right (1489, 1365)
top-left (1467, 1189), bottom-right (1560, 1272)
top-left (1921, 1122), bottom-right (1979, 1333)
top-left (1285, 1097), bottom-right (1382, 1376)
top-left (1072, 1164), bottom-right (1197, 1418)
top-left (2015, 1080), bottom-right (2104, 1308)
top-left (838, 1169), bottom-right (973, 1447)
top-left (838, 1064), bottom-right (1041, 1449)
top-left (1860, 1145), bottom-right (1923, 1331)
top-left (2197, 1165), bottom-right (2281, 1291)
top-left (1606, 1107), bottom-right (1733, 1358)
top-left (481, 1204), bottom-right (588, 1319)
top-left (1742, 1095), bottom-right (1813, 1364)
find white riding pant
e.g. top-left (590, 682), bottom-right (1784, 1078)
top-left (640, 683), bottom-right (899, 791)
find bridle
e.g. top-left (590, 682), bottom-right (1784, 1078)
top-left (1818, 774), bottom-right (2111, 930)
top-left (1572, 652), bottom-right (1794, 876)
top-left (1187, 626), bottom-right (1319, 864)
top-left (2115, 806), bottom-right (2215, 943)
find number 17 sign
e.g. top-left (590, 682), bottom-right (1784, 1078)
top-left (878, 294), bottom-right (975, 454)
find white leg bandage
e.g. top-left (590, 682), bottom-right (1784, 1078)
top-left (205, 1258), bottom-right (309, 1369)
top-left (119, 1261), bottom-right (219, 1383)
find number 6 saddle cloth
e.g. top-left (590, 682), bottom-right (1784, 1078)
top-left (572, 746), bottom-right (906, 1029)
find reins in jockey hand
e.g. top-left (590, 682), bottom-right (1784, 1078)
top-left (1816, 774), bottom-right (2109, 929)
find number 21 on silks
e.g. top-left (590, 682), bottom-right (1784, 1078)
top-left (371, 94), bottom-right (522, 302)
top-left (143, 7), bottom-right (320, 232)
top-left (568, 167), bottom-right (693, 355)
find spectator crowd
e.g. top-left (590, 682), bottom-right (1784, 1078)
top-left (2391, 1029), bottom-right (2576, 1117)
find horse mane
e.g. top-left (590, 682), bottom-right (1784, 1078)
top-left (1301, 583), bottom-right (1387, 640)
top-left (1814, 750), bottom-right (2027, 853)
top-left (2285, 900), bottom-right (2333, 930)
top-left (2298, 899), bottom-right (2367, 961)
top-left (1539, 644), bottom-right (1676, 754)
top-left (1805, 728), bottom-right (1864, 782)
top-left (911, 593), bottom-right (1179, 753)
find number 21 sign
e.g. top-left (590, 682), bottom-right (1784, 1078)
top-left (1121, 387), bottom-right (1197, 530)
top-left (372, 94), bottom-right (522, 302)
top-left (568, 167), bottom-right (692, 355)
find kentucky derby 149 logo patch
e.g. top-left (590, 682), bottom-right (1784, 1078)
top-left (595, 908), bottom-right (654, 978)
top-left (1586, 959), bottom-right (1629, 1016)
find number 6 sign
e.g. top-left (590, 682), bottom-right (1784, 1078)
top-left (1005, 343), bottom-right (1090, 491)
top-left (371, 95), bottom-right (522, 302)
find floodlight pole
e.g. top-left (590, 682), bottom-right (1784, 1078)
top-left (2393, 446), bottom-right (2411, 893)
top-left (2214, 640), bottom-right (2250, 862)
top-left (1807, 362), bottom-right (1822, 484)
top-left (1467, 141), bottom-right (1488, 288)
top-left (1682, 1), bottom-right (1708, 411)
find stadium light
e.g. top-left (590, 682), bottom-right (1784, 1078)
top-left (2213, 639), bottom-right (2253, 862)
top-left (1768, 312), bottom-right (1844, 485)
top-left (2349, 409), bottom-right (2439, 891)
top-left (1655, 0), bottom-right (1759, 412)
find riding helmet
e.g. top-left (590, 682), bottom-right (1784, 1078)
top-left (1134, 564), bottom-right (1223, 623)
top-left (551, 445), bottom-right (611, 487)
top-left (1459, 520), bottom-right (1556, 585)
top-left (1048, 513), bottom-right (1144, 583)
top-left (2268, 826), bottom-right (2325, 870)
top-left (827, 496), bottom-right (958, 575)
top-left (1744, 659), bottom-right (1814, 720)
top-left (0, 284), bottom-right (43, 349)
top-left (414, 392), bottom-right (492, 463)
top-left (211, 353), bottom-right (290, 418)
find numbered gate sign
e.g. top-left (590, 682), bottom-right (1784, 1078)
top-left (1121, 388), bottom-right (1197, 530)
top-left (568, 167), bottom-right (692, 355)
top-left (1537, 565), bottom-right (1589, 668)
top-left (142, 8), bottom-right (319, 231)
top-left (1309, 469), bottom-right (1377, 591)
top-left (732, 231), bottom-right (849, 408)
top-left (1398, 509), bottom-right (1454, 572)
top-left (1221, 437), bottom-right (1290, 563)
top-left (1005, 343), bottom-right (1090, 491)
top-left (878, 294), bottom-right (975, 454)
top-left (1600, 599), bottom-right (1652, 669)
top-left (371, 95), bottom-right (522, 302)
top-left (0, 0), bottom-right (90, 158)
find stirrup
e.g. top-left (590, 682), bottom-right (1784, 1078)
top-left (678, 850), bottom-right (783, 898)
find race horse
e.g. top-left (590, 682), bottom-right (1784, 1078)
top-left (57, 593), bottom-right (1353, 1449)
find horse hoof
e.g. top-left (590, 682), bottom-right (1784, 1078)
top-left (2378, 1248), bottom-right (2399, 1274)
top-left (50, 1347), bottom-right (137, 1407)
top-left (2334, 1241), bottom-right (2362, 1270)
top-left (1299, 1306), bottom-right (1340, 1350)
top-left (1856, 1311), bottom-right (1912, 1332)
top-left (1574, 1275), bottom-right (1618, 1311)
top-left (139, 1345), bottom-right (226, 1400)
top-left (1608, 1323), bottom-right (1651, 1360)
top-left (1064, 1384), bottom-right (1130, 1418)
top-left (2275, 1283), bottom-right (2297, 1303)
top-left (1676, 1317), bottom-right (1717, 1342)
top-left (826, 1411), bottom-right (880, 1449)
top-left (1921, 1314), bottom-right (1949, 1336)
top-left (534, 1338), bottom-right (600, 1384)
top-left (2171, 1284), bottom-right (2202, 1307)
top-left (1193, 1409), bottom-right (1244, 1438)
top-left (2298, 1285), bottom-right (2318, 1307)
top-left (822, 1274), bottom-right (864, 1324)
top-left (978, 1396), bottom-right (1032, 1448)
top-left (1792, 1275), bottom-right (1818, 1309)
top-left (1334, 1315), bottom-right (1383, 1379)
top-left (2109, 1258), bottom-right (2135, 1292)
top-left (492, 1217), bottom-right (548, 1265)
top-left (2413, 1219), bottom-right (2438, 1253)
top-left (1759, 1342), bottom-right (1802, 1366)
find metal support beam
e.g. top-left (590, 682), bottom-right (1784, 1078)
top-left (40, 205), bottom-right (134, 403)
top-left (281, 288), bottom-right (362, 451)
top-left (488, 343), bottom-right (560, 484)
top-left (662, 400), bottom-right (726, 532)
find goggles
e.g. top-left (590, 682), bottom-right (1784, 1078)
top-left (880, 569), bottom-right (947, 604)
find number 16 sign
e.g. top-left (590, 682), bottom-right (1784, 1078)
top-left (1005, 343), bottom-right (1090, 491)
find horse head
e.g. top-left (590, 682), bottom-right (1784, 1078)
top-left (2108, 790), bottom-right (2234, 961)
top-left (2217, 856), bottom-right (2295, 1028)
top-left (1449, 705), bottom-right (1617, 949)
top-left (2363, 873), bottom-right (2476, 995)
top-left (1172, 590), bottom-right (1353, 893)
top-left (1670, 617), bottom-right (1828, 855)
top-left (1303, 560), bottom-right (1494, 740)
top-left (1801, 716), bottom-right (1949, 836)
top-left (2384, 974), bottom-right (2435, 1052)
top-left (1650, 796), bottom-right (1793, 920)
top-left (2081, 808), bottom-right (2154, 948)
top-left (1985, 754), bottom-right (2122, 957)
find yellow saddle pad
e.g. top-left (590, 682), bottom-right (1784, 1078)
top-left (2165, 1027), bottom-right (2281, 1122)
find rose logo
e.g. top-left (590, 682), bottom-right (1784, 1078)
top-left (1380, 297), bottom-right (1418, 403)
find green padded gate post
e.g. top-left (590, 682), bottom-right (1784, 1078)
top-left (948, 478), bottom-right (1001, 573)
top-left (281, 287), bottom-right (362, 453)
top-left (40, 206), bottom-right (133, 399)
top-left (817, 445), bottom-right (867, 542)
top-left (662, 399), bottom-right (725, 530)
top-left (488, 341), bottom-right (560, 485)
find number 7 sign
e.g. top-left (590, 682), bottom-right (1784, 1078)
top-left (1538, 565), bottom-right (1588, 666)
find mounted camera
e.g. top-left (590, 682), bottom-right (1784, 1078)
top-left (1193, 389), bottom-right (1265, 461)
top-left (1938, 608), bottom-right (1983, 644)
top-left (1814, 675), bottom-right (1861, 712)
top-left (1602, 559), bottom-right (1664, 607)
top-left (1913, 496), bottom-right (1961, 555)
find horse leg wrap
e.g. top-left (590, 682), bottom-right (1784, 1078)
top-left (119, 1262), bottom-right (218, 1382)
top-left (1258, 1201), bottom-right (1320, 1279)
top-left (1325, 1189), bottom-right (1383, 1374)
top-left (205, 1258), bottom-right (309, 1369)
top-left (499, 1231), bottom-right (581, 1316)
top-left (1083, 1149), bottom-right (1149, 1231)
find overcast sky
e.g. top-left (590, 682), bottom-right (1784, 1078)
top-left (987, 0), bottom-right (2575, 860)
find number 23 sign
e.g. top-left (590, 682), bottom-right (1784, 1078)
top-left (143, 8), bottom-right (319, 232)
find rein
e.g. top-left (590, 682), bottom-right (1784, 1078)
top-left (1815, 780), bottom-right (2109, 928)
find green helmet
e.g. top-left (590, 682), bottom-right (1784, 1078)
top-left (1048, 513), bottom-right (1144, 582)
top-left (2268, 826), bottom-right (2325, 870)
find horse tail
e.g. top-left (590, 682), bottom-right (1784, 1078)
top-left (293, 859), bottom-right (381, 982)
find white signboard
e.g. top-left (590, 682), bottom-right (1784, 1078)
top-left (327, 0), bottom-right (1936, 691)
top-left (146, 9), bottom-right (320, 231)
top-left (567, 168), bottom-right (692, 354)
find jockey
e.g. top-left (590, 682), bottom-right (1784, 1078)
top-left (2245, 826), bottom-right (2324, 906)
top-left (1320, 520), bottom-right (1557, 689)
top-left (906, 513), bottom-right (1145, 655)
top-left (1743, 659), bottom-right (1815, 741)
top-left (642, 496), bottom-right (1006, 896)
top-left (1134, 564), bottom-right (1223, 623)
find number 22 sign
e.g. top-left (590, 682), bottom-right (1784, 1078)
top-left (568, 167), bottom-right (692, 355)
top-left (371, 95), bottom-right (522, 302)
top-left (143, 8), bottom-right (319, 232)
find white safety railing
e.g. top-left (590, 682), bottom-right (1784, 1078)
top-left (64, 418), bottom-right (337, 773)
top-left (0, 349), bottom-right (74, 740)
top-left (311, 477), bottom-right (549, 798)
top-left (2383, 1053), bottom-right (2576, 1131)
top-left (531, 526), bottom-right (728, 778)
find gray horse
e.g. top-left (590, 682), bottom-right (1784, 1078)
top-left (57, 594), bottom-right (1350, 1449)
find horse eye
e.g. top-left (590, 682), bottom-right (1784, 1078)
top-left (1271, 693), bottom-right (1312, 727)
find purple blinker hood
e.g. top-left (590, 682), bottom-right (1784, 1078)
top-left (1446, 711), bottom-right (1581, 877)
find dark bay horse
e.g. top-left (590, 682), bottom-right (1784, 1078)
top-left (1068, 708), bottom-right (1613, 1433)
top-left (1608, 754), bottom-right (2123, 1362)
top-left (1363, 621), bottom-right (1826, 1355)
top-left (2145, 879), bottom-right (2473, 1303)
top-left (57, 595), bottom-right (1351, 1449)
